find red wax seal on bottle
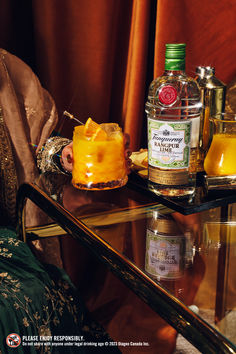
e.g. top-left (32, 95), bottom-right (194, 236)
top-left (158, 85), bottom-right (177, 105)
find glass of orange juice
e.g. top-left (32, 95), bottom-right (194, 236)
top-left (204, 113), bottom-right (236, 176)
top-left (72, 118), bottom-right (128, 190)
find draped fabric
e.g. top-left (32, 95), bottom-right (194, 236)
top-left (154, 0), bottom-right (236, 83)
top-left (0, 227), bottom-right (85, 354)
top-left (30, 0), bottom-right (153, 150)
top-left (0, 48), bottom-right (58, 227)
top-left (0, 227), bottom-right (120, 354)
top-left (0, 49), bottom-right (65, 267)
top-left (0, 0), bottom-right (235, 151)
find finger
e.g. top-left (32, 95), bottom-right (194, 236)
top-left (61, 144), bottom-right (73, 173)
top-left (123, 133), bottom-right (130, 149)
top-left (125, 149), bottom-right (132, 158)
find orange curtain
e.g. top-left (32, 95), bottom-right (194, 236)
top-left (0, 0), bottom-right (236, 150)
top-left (31, 0), bottom-right (153, 150)
top-left (154, 0), bottom-right (236, 84)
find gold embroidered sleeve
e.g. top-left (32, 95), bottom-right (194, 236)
top-left (0, 108), bottom-right (18, 224)
top-left (37, 136), bottom-right (71, 174)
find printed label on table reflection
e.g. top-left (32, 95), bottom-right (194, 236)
top-left (145, 229), bottom-right (185, 279)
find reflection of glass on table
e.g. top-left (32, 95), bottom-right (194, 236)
top-left (201, 217), bottom-right (236, 344)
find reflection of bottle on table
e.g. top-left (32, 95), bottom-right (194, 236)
top-left (146, 211), bottom-right (205, 307)
top-left (145, 211), bottom-right (187, 281)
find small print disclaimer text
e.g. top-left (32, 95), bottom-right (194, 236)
top-left (6, 334), bottom-right (150, 349)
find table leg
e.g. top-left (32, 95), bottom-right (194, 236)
top-left (215, 204), bottom-right (232, 324)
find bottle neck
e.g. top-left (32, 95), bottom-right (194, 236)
top-left (164, 58), bottom-right (185, 72)
top-left (164, 69), bottom-right (185, 76)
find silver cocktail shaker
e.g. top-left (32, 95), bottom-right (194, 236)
top-left (195, 66), bottom-right (226, 172)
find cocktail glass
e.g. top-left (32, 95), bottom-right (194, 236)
top-left (72, 119), bottom-right (128, 190)
top-left (204, 113), bottom-right (236, 176)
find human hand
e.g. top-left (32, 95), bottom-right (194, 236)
top-left (61, 142), bottom-right (73, 173)
top-left (124, 133), bottom-right (132, 175)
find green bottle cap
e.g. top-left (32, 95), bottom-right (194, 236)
top-left (165, 43), bottom-right (186, 71)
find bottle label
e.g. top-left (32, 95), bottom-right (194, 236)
top-left (145, 229), bottom-right (184, 279)
top-left (148, 118), bottom-right (191, 169)
top-left (148, 167), bottom-right (189, 185)
top-left (158, 85), bottom-right (178, 105)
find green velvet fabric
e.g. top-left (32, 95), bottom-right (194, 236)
top-left (0, 228), bottom-right (119, 353)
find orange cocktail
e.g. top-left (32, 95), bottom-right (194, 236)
top-left (204, 113), bottom-right (236, 176)
top-left (204, 133), bottom-right (236, 175)
top-left (72, 118), bottom-right (128, 190)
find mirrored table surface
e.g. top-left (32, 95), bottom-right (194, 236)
top-left (16, 173), bottom-right (236, 353)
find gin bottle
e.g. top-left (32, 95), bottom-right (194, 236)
top-left (146, 43), bottom-right (201, 198)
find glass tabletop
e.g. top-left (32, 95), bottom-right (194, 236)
top-left (22, 173), bottom-right (236, 352)
top-left (74, 200), bottom-right (236, 348)
top-left (78, 205), bottom-right (236, 345)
